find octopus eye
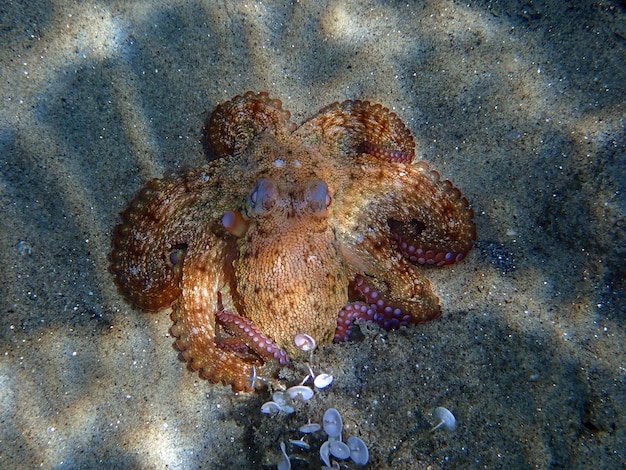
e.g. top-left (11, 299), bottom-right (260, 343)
top-left (306, 180), bottom-right (331, 213)
top-left (222, 210), bottom-right (249, 238)
top-left (249, 178), bottom-right (278, 214)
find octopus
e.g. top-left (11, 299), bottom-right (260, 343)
top-left (111, 92), bottom-right (476, 392)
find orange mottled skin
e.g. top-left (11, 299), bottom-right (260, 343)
top-left (111, 92), bottom-right (475, 391)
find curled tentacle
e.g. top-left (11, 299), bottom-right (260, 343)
top-left (294, 100), bottom-right (416, 161)
top-left (335, 274), bottom-right (429, 342)
top-left (203, 91), bottom-right (295, 161)
top-left (217, 310), bottom-right (290, 366)
top-left (358, 141), bottom-right (413, 164)
top-left (386, 167), bottom-right (476, 267)
top-left (389, 218), bottom-right (474, 266)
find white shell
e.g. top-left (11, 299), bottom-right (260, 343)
top-left (260, 401), bottom-right (281, 414)
top-left (322, 408), bottom-right (343, 438)
top-left (286, 385), bottom-right (314, 401)
top-left (319, 440), bottom-right (331, 467)
top-left (294, 333), bottom-right (316, 352)
top-left (314, 373), bottom-right (333, 389)
top-left (329, 440), bottom-right (351, 460)
top-left (347, 436), bottom-right (369, 465)
top-left (289, 438), bottom-right (310, 450)
top-left (280, 404), bottom-right (295, 414)
top-left (299, 423), bottom-right (322, 434)
top-left (273, 391), bottom-right (288, 406)
top-left (277, 441), bottom-right (291, 470)
top-left (432, 406), bottom-right (457, 431)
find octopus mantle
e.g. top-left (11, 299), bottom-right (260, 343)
top-left (111, 92), bottom-right (476, 391)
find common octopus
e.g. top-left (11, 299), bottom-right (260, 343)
top-left (111, 92), bottom-right (475, 392)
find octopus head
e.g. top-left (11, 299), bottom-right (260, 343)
top-left (248, 177), bottom-right (331, 222)
top-left (228, 176), bottom-right (347, 357)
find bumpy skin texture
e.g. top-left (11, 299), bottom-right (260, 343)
top-left (111, 92), bottom-right (476, 392)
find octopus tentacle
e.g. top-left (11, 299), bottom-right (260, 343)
top-left (217, 310), bottom-right (290, 366)
top-left (297, 99), bottom-right (474, 270)
top-left (355, 268), bottom-right (440, 321)
top-left (335, 270), bottom-right (440, 342)
top-left (110, 167), bottom-right (239, 310)
top-left (170, 250), bottom-right (259, 392)
top-left (387, 162), bottom-right (475, 266)
top-left (294, 99), bottom-right (416, 162)
top-left (111, 178), bottom-right (186, 310)
top-left (203, 91), bottom-right (296, 161)
top-left (335, 301), bottom-right (415, 342)
top-left (335, 302), bottom-right (375, 342)
top-left (358, 141), bottom-right (413, 164)
top-left (335, 157), bottom-right (475, 278)
top-left (391, 221), bottom-right (472, 266)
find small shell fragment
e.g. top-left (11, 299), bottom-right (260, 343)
top-left (299, 423), bottom-right (322, 434)
top-left (280, 404), bottom-right (295, 414)
top-left (273, 391), bottom-right (288, 406)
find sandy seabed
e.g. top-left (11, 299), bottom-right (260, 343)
top-left (1, 1), bottom-right (624, 468)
